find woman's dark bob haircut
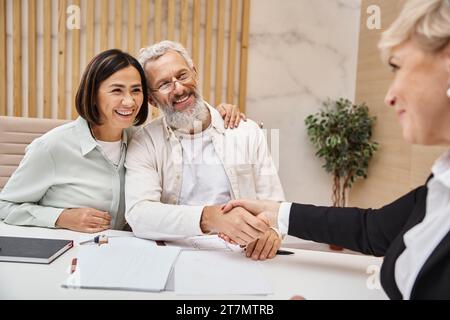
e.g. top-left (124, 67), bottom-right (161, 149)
top-left (76, 49), bottom-right (149, 126)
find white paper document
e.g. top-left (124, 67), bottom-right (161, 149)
top-left (174, 250), bottom-right (272, 295)
top-left (165, 235), bottom-right (243, 252)
top-left (63, 243), bottom-right (180, 292)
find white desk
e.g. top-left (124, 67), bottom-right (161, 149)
top-left (0, 221), bottom-right (388, 300)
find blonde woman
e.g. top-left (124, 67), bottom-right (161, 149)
top-left (222, 0), bottom-right (450, 299)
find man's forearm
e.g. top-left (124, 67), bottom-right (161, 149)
top-left (199, 205), bottom-right (222, 233)
top-left (126, 201), bottom-right (205, 240)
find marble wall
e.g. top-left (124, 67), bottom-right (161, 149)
top-left (246, 0), bottom-right (361, 205)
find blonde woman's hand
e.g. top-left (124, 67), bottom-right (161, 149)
top-left (221, 199), bottom-right (281, 228)
top-left (201, 205), bottom-right (268, 246)
top-left (216, 103), bottom-right (247, 129)
top-left (245, 227), bottom-right (281, 260)
top-left (56, 208), bottom-right (111, 233)
top-left (222, 199), bottom-right (280, 215)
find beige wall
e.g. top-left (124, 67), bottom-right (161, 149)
top-left (349, 0), bottom-right (447, 209)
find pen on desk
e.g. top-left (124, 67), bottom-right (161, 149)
top-left (79, 234), bottom-right (108, 245)
top-left (155, 240), bottom-right (166, 246)
top-left (70, 258), bottom-right (77, 274)
top-left (276, 249), bottom-right (294, 255)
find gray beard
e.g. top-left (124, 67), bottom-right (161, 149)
top-left (158, 93), bottom-right (209, 133)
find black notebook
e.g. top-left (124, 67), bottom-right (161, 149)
top-left (0, 236), bottom-right (73, 264)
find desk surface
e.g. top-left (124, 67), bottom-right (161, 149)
top-left (0, 222), bottom-right (388, 300)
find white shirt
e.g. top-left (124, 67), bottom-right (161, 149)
top-left (177, 127), bottom-right (232, 206)
top-left (97, 140), bottom-right (122, 166)
top-left (395, 149), bottom-right (450, 299)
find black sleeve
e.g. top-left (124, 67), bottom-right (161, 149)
top-left (288, 185), bottom-right (427, 256)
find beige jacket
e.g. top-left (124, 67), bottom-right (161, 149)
top-left (125, 104), bottom-right (285, 240)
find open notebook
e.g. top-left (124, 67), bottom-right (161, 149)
top-left (0, 236), bottom-right (73, 264)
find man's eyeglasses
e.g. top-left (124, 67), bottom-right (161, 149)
top-left (151, 71), bottom-right (195, 94)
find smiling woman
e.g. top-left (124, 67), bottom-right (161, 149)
top-left (76, 49), bottom-right (149, 141)
top-left (0, 49), bottom-right (148, 233)
top-left (93, 66), bottom-right (144, 142)
top-left (379, 0), bottom-right (450, 146)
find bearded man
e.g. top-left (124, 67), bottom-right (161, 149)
top-left (124, 41), bottom-right (285, 260)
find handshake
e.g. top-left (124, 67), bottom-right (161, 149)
top-left (200, 199), bottom-right (282, 261)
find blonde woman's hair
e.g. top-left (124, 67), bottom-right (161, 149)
top-left (378, 0), bottom-right (450, 63)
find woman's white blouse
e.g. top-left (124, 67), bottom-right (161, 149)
top-left (395, 149), bottom-right (450, 299)
top-left (0, 117), bottom-right (129, 230)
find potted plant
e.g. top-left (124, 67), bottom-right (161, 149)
top-left (305, 98), bottom-right (378, 250)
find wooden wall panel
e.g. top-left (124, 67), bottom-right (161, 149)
top-left (226, 0), bottom-right (238, 104)
top-left (28, 0), bottom-right (37, 118)
top-left (0, 0), bottom-right (5, 116)
top-left (214, 0), bottom-right (225, 106)
top-left (179, 0), bottom-right (188, 47)
top-left (71, 0), bottom-right (81, 119)
top-left (114, 0), bottom-right (122, 49)
top-left (153, 0), bottom-right (162, 43)
top-left (191, 0), bottom-right (200, 67)
top-left (100, 0), bottom-right (109, 51)
top-left (167, 0), bottom-right (175, 40)
top-left (127, 0), bottom-right (136, 54)
top-left (238, 0), bottom-right (250, 111)
top-left (13, 0), bottom-right (21, 117)
top-left (57, 0), bottom-right (66, 119)
top-left (140, 0), bottom-right (149, 48)
top-left (202, 0), bottom-right (213, 102)
top-left (86, 0), bottom-right (94, 62)
top-left (43, 0), bottom-right (52, 118)
top-left (1, 0), bottom-right (252, 120)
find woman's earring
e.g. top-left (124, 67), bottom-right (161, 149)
top-left (447, 80), bottom-right (450, 98)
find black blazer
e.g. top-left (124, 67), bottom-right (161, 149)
top-left (288, 181), bottom-right (450, 299)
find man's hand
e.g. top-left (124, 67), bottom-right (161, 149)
top-left (56, 208), bottom-right (111, 233)
top-left (245, 228), bottom-right (281, 260)
top-left (221, 199), bottom-right (281, 228)
top-left (200, 205), bottom-right (268, 246)
top-left (215, 103), bottom-right (247, 129)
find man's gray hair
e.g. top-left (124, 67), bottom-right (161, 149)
top-left (138, 40), bottom-right (194, 70)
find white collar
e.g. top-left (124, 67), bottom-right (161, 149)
top-left (431, 149), bottom-right (450, 188)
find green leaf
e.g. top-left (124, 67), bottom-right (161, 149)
top-left (304, 97), bottom-right (378, 194)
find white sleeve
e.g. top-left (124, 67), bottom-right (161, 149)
top-left (0, 140), bottom-right (64, 227)
top-left (124, 133), bottom-right (204, 241)
top-left (278, 202), bottom-right (292, 237)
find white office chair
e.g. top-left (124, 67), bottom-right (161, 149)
top-left (0, 116), bottom-right (69, 191)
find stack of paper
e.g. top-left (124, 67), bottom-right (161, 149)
top-left (63, 235), bottom-right (272, 295)
top-left (174, 250), bottom-right (272, 295)
top-left (165, 234), bottom-right (243, 252)
top-left (64, 242), bottom-right (180, 292)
